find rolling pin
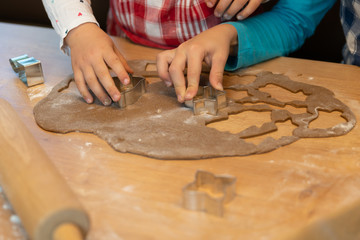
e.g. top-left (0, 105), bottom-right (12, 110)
top-left (0, 99), bottom-right (89, 240)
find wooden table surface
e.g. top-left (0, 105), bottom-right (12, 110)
top-left (1, 22), bottom-right (360, 240)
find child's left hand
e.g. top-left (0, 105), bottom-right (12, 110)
top-left (156, 24), bottom-right (238, 103)
top-left (206, 0), bottom-right (265, 20)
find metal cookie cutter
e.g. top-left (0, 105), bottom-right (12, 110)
top-left (184, 85), bottom-right (227, 115)
top-left (9, 54), bottom-right (44, 87)
top-left (182, 170), bottom-right (237, 217)
top-left (113, 74), bottom-right (146, 108)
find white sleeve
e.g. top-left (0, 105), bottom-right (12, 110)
top-left (42, 0), bottom-right (99, 54)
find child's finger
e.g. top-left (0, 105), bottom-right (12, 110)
top-left (83, 66), bottom-right (112, 106)
top-left (104, 51), bottom-right (131, 87)
top-left (205, 0), bottom-right (216, 8)
top-left (237, 0), bottom-right (262, 20)
top-left (114, 47), bottom-right (133, 74)
top-left (156, 50), bottom-right (174, 87)
top-left (73, 68), bottom-right (93, 104)
top-left (168, 53), bottom-right (187, 103)
top-left (93, 61), bottom-right (121, 102)
top-left (184, 52), bottom-right (203, 101)
top-left (208, 55), bottom-right (226, 91)
top-left (225, 0), bottom-right (248, 20)
top-left (214, 0), bottom-right (233, 18)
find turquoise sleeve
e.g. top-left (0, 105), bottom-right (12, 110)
top-left (224, 0), bottom-right (337, 71)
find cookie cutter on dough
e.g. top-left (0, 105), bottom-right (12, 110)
top-left (9, 54), bottom-right (44, 87)
top-left (182, 170), bottom-right (237, 217)
top-left (184, 85), bottom-right (227, 115)
top-left (113, 74), bottom-right (147, 108)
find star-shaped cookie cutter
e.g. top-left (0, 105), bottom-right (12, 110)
top-left (113, 74), bottom-right (147, 108)
top-left (184, 85), bottom-right (227, 115)
top-left (9, 54), bottom-right (44, 87)
top-left (182, 170), bottom-right (237, 217)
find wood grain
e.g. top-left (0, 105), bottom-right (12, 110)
top-left (0, 22), bottom-right (360, 240)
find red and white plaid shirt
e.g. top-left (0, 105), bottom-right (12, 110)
top-left (107, 0), bottom-right (222, 49)
top-left (44, 0), bottom-right (266, 52)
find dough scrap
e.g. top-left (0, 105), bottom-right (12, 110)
top-left (33, 60), bottom-right (356, 159)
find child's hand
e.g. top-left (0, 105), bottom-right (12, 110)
top-left (65, 23), bottom-right (133, 105)
top-left (156, 24), bottom-right (237, 103)
top-left (206, 0), bottom-right (265, 20)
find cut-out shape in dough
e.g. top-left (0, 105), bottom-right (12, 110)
top-left (33, 60), bottom-right (356, 159)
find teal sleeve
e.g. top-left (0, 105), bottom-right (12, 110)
top-left (224, 0), bottom-right (336, 71)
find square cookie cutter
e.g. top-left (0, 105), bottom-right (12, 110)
top-left (113, 74), bottom-right (147, 108)
top-left (184, 85), bottom-right (227, 115)
top-left (9, 54), bottom-right (44, 87)
top-left (182, 170), bottom-right (237, 217)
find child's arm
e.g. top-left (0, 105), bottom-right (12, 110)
top-left (157, 0), bottom-right (336, 103)
top-left (224, 0), bottom-right (336, 70)
top-left (42, 0), bottom-right (98, 54)
top-left (42, 0), bottom-right (132, 105)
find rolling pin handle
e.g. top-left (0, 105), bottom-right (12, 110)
top-left (53, 223), bottom-right (84, 240)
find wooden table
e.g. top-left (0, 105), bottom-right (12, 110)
top-left (1, 22), bottom-right (360, 240)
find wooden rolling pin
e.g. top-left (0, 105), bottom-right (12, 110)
top-left (0, 99), bottom-right (89, 240)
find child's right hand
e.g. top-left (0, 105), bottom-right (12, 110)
top-left (205, 0), bottom-right (266, 20)
top-left (65, 23), bottom-right (133, 105)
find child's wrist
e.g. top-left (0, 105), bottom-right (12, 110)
top-left (64, 23), bottom-right (98, 47)
top-left (220, 24), bottom-right (238, 56)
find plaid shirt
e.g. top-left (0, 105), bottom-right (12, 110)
top-left (43, 0), bottom-right (265, 51)
top-left (107, 0), bottom-right (221, 49)
top-left (341, 0), bottom-right (360, 65)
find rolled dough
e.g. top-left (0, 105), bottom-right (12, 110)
top-left (33, 60), bottom-right (356, 159)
